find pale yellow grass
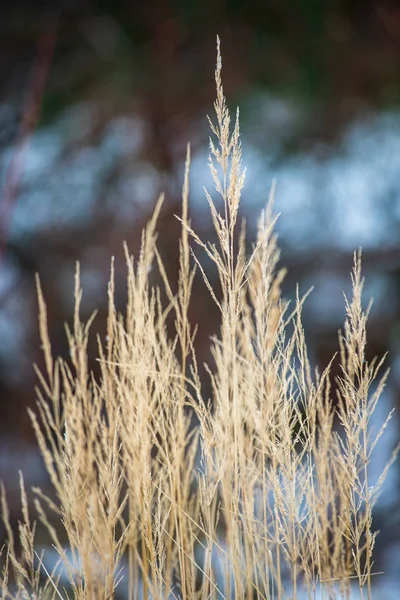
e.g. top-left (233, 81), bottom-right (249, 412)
top-left (0, 38), bottom-right (398, 600)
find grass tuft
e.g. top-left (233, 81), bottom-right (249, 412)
top-left (0, 38), bottom-right (398, 600)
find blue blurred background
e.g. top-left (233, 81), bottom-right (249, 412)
top-left (1, 0), bottom-right (400, 594)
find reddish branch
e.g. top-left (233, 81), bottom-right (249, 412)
top-left (0, 19), bottom-right (58, 268)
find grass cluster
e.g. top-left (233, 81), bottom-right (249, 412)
top-left (0, 39), bottom-right (398, 600)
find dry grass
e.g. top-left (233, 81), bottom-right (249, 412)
top-left (0, 38), bottom-right (398, 600)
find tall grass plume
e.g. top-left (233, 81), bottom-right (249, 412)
top-left (0, 38), bottom-right (398, 600)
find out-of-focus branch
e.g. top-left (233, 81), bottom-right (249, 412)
top-left (375, 2), bottom-right (400, 42)
top-left (0, 17), bottom-right (58, 269)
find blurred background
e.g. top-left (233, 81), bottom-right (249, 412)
top-left (1, 0), bottom-right (400, 595)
